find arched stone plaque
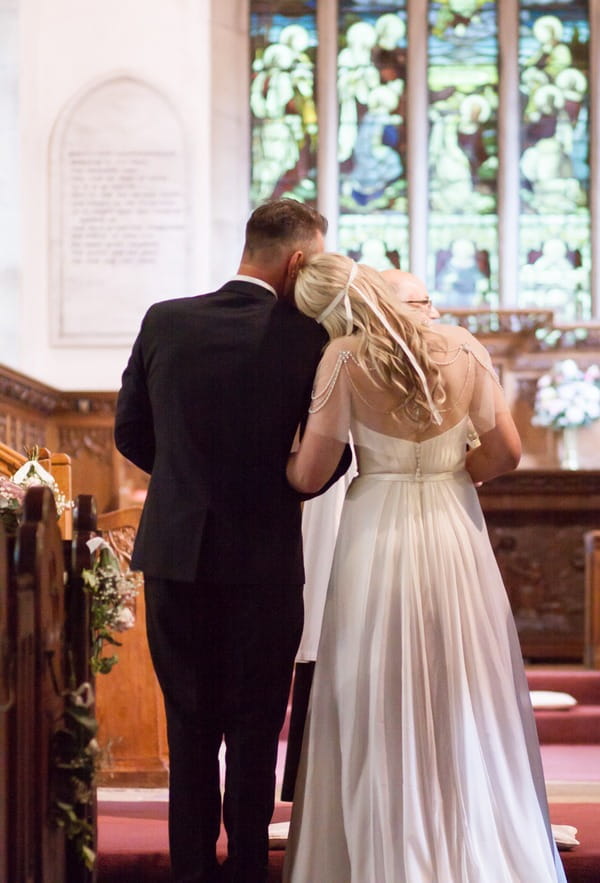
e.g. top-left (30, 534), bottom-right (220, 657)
top-left (50, 76), bottom-right (189, 345)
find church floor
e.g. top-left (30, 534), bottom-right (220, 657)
top-left (96, 667), bottom-right (600, 881)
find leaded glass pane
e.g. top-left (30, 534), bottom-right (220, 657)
top-left (338, 213), bottom-right (409, 269)
top-left (249, 4), bottom-right (318, 208)
top-left (518, 1), bottom-right (590, 320)
top-left (427, 1), bottom-right (499, 308)
top-left (337, 2), bottom-right (408, 269)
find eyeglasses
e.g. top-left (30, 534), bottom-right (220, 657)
top-left (405, 298), bottom-right (433, 307)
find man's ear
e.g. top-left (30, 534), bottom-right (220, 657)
top-left (289, 250), bottom-right (305, 278)
top-left (282, 250), bottom-right (304, 302)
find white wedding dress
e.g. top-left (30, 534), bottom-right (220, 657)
top-left (283, 325), bottom-right (566, 883)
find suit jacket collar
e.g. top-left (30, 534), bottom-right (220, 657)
top-left (221, 278), bottom-right (278, 299)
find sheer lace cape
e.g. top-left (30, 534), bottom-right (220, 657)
top-left (305, 323), bottom-right (507, 446)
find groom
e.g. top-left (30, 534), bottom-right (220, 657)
top-left (114, 198), bottom-right (352, 883)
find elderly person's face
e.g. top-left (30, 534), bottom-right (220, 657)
top-left (380, 269), bottom-right (440, 321)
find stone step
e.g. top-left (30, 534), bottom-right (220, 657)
top-left (526, 669), bottom-right (600, 706)
top-left (535, 705), bottom-right (600, 745)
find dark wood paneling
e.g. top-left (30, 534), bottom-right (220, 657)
top-left (479, 471), bottom-right (600, 662)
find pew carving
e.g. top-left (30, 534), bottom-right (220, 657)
top-left (0, 520), bottom-right (16, 883)
top-left (16, 488), bottom-right (67, 882)
top-left (94, 506), bottom-right (168, 786)
top-left (0, 487), bottom-right (69, 881)
top-left (585, 531), bottom-right (600, 669)
top-left (0, 485), bottom-right (97, 882)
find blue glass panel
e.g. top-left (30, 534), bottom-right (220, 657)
top-left (249, 5), bottom-right (318, 207)
top-left (427, 1), bottom-right (499, 308)
top-left (428, 217), bottom-right (499, 310)
top-left (518, 2), bottom-right (590, 320)
top-left (337, 3), bottom-right (408, 267)
top-left (337, 3), bottom-right (408, 215)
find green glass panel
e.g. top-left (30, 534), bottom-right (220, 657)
top-left (427, 1), bottom-right (499, 308)
top-left (518, 2), bottom-right (590, 320)
top-left (338, 213), bottom-right (409, 270)
top-left (249, 5), bottom-right (318, 208)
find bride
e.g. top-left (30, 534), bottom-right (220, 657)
top-left (283, 254), bottom-right (565, 882)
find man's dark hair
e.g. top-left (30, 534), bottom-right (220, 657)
top-left (244, 198), bottom-right (328, 255)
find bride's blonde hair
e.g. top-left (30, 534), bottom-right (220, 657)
top-left (295, 253), bottom-right (445, 425)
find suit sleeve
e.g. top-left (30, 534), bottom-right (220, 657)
top-left (114, 322), bottom-right (156, 474)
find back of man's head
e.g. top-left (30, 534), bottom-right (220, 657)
top-left (381, 269), bottom-right (426, 302)
top-left (243, 199), bottom-right (328, 259)
top-left (380, 268), bottom-right (440, 320)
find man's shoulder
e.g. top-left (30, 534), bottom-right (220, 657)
top-left (142, 292), bottom-right (221, 326)
top-left (148, 292), bottom-right (213, 312)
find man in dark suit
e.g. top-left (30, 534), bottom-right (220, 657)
top-left (114, 199), bottom-right (351, 883)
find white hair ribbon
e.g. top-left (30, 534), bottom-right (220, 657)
top-left (353, 283), bottom-right (442, 424)
top-left (317, 260), bottom-right (442, 425)
top-left (316, 261), bottom-right (357, 334)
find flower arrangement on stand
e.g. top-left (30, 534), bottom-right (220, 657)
top-left (0, 474), bottom-right (25, 533)
top-left (0, 445), bottom-right (72, 531)
top-left (531, 359), bottom-right (600, 469)
top-left (83, 536), bottom-right (140, 674)
top-left (53, 535), bottom-right (140, 869)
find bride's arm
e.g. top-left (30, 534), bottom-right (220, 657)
top-left (461, 330), bottom-right (521, 483)
top-left (465, 411), bottom-right (521, 484)
top-left (287, 430), bottom-right (347, 494)
top-left (288, 340), bottom-right (355, 494)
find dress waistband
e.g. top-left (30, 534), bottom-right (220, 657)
top-left (359, 470), bottom-right (466, 483)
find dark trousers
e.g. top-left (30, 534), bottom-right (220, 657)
top-left (144, 576), bottom-right (303, 883)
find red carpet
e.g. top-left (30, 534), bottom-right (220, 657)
top-left (97, 795), bottom-right (599, 882)
top-left (528, 670), bottom-right (600, 744)
top-left (549, 803), bottom-right (600, 883)
top-left (97, 800), bottom-right (290, 881)
top-left (97, 668), bottom-right (600, 881)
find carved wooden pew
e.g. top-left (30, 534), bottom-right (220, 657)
top-left (3, 487), bottom-right (67, 881)
top-left (0, 520), bottom-right (15, 883)
top-left (0, 487), bottom-right (96, 882)
top-left (63, 495), bottom-right (98, 882)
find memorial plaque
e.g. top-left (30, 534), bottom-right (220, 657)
top-left (50, 77), bottom-right (188, 345)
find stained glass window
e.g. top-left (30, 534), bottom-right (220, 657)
top-left (248, 1), bottom-right (597, 320)
top-left (337, 1), bottom-right (409, 270)
top-left (249, 3), bottom-right (318, 208)
top-left (427, 1), bottom-right (499, 309)
top-left (518, 1), bottom-right (590, 321)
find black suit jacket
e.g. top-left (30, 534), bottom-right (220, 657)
top-left (115, 280), bottom-right (351, 584)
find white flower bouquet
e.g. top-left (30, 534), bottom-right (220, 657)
top-left (11, 445), bottom-right (72, 516)
top-left (83, 536), bottom-right (141, 674)
top-left (1, 446), bottom-right (72, 532)
top-left (532, 359), bottom-right (600, 430)
top-left (0, 474), bottom-right (25, 532)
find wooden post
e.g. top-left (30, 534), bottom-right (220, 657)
top-left (584, 530), bottom-right (600, 669)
